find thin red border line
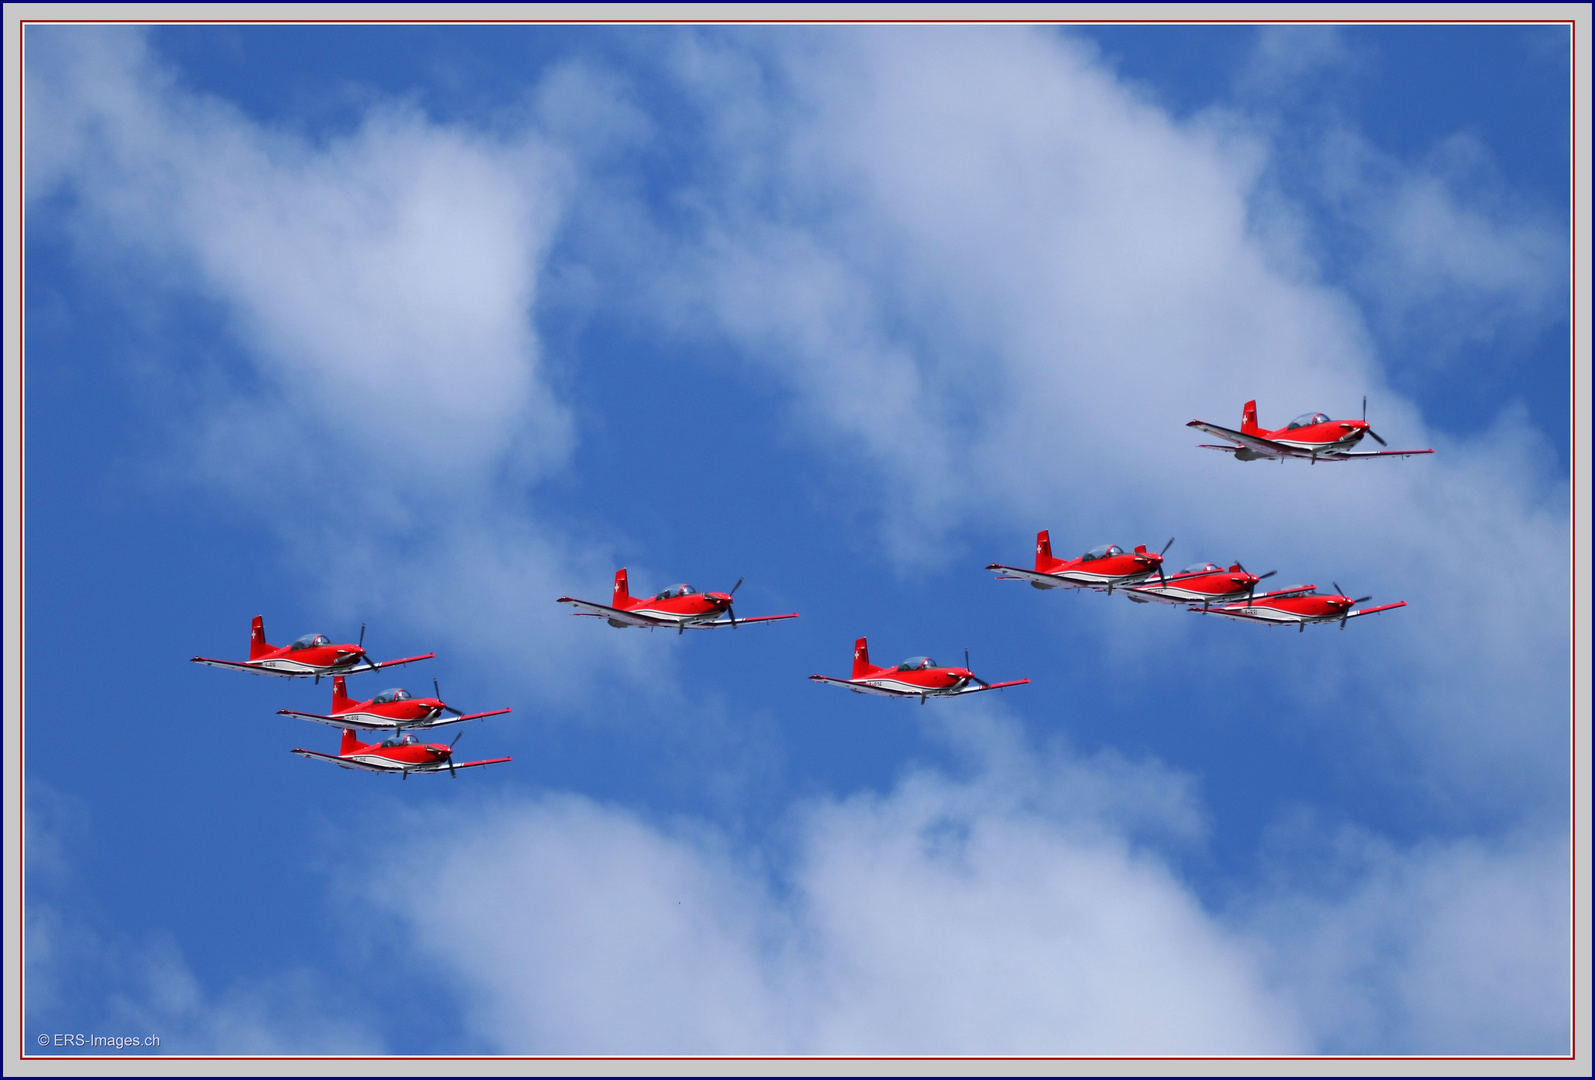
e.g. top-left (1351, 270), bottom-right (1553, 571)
top-left (12, 16), bottom-right (1582, 1059)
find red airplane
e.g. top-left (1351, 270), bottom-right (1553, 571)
top-left (1122, 561), bottom-right (1276, 607)
top-left (557, 570), bottom-right (798, 633)
top-left (191, 617), bottom-right (434, 682)
top-left (987, 531), bottom-right (1174, 594)
top-left (278, 676), bottom-right (511, 733)
top-left (1189, 398), bottom-right (1433, 462)
top-left (1195, 582), bottom-right (1407, 631)
top-left (291, 728), bottom-right (511, 778)
top-left (809, 638), bottom-right (1030, 703)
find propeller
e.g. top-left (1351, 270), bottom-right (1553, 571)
top-left (1247, 569), bottom-right (1277, 603)
top-left (447, 728), bottom-right (464, 777)
top-left (725, 577), bottom-right (744, 628)
top-left (1155, 538), bottom-right (1174, 585)
top-left (1334, 585), bottom-right (1373, 629)
top-left (1363, 397), bottom-right (1388, 446)
top-left (963, 649), bottom-right (989, 688)
top-left (434, 678), bottom-right (463, 716)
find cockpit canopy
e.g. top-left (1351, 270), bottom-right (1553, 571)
top-left (372, 688), bottom-right (411, 704)
top-left (380, 733), bottom-right (422, 748)
top-left (1181, 562), bottom-right (1222, 574)
top-left (1082, 544), bottom-right (1123, 561)
top-left (1285, 412), bottom-right (1332, 430)
top-left (896, 656), bottom-right (937, 671)
top-left (289, 633), bottom-right (332, 650)
top-left (653, 584), bottom-right (698, 600)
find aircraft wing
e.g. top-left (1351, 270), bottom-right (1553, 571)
top-left (277, 709), bottom-right (361, 729)
top-left (952, 678), bottom-right (1031, 695)
top-left (1120, 583), bottom-right (1203, 605)
top-left (985, 563), bottom-right (1082, 589)
top-left (555, 597), bottom-right (672, 628)
top-left (1321, 449), bottom-right (1435, 460)
top-left (1343, 601), bottom-right (1408, 619)
top-left (1189, 606), bottom-right (1294, 624)
top-left (290, 748), bottom-right (393, 772)
top-left (450, 756), bottom-right (514, 771)
top-left (404, 708), bottom-right (514, 730)
top-left (364, 652), bottom-right (436, 672)
top-left (1249, 584), bottom-right (1317, 601)
top-left (1186, 421), bottom-right (1289, 458)
top-left (686, 613), bottom-right (800, 629)
top-left (808, 674), bottom-right (915, 697)
top-left (190, 656), bottom-right (275, 674)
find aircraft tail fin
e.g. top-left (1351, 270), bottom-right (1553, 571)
top-left (1241, 400), bottom-right (1261, 435)
top-left (1034, 530), bottom-right (1053, 570)
top-left (331, 676), bottom-right (351, 712)
top-left (340, 728), bottom-right (364, 756)
top-left (852, 637), bottom-right (875, 679)
top-left (249, 616), bottom-right (271, 660)
top-left (614, 568), bottom-right (630, 605)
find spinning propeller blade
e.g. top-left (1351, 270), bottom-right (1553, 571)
top-left (433, 678), bottom-right (464, 716)
top-left (1362, 397), bottom-right (1388, 444)
top-left (358, 622), bottom-right (366, 648)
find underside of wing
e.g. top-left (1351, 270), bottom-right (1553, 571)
top-left (1119, 585), bottom-right (1198, 604)
top-left (984, 563), bottom-right (1081, 589)
top-left (1186, 421), bottom-right (1290, 457)
top-left (451, 756), bottom-right (513, 770)
top-left (1344, 601), bottom-right (1408, 619)
top-left (808, 674), bottom-right (913, 697)
top-left (686, 613), bottom-right (800, 629)
top-left (408, 707), bottom-right (514, 730)
top-left (368, 652), bottom-right (437, 672)
top-left (555, 597), bottom-right (668, 627)
top-left (290, 748), bottom-right (392, 772)
top-left (190, 656), bottom-right (279, 674)
top-left (1191, 606), bottom-right (1292, 624)
top-left (277, 709), bottom-right (367, 729)
top-left (953, 678), bottom-right (1031, 694)
top-left (1323, 449), bottom-right (1436, 460)
top-left (1250, 585), bottom-right (1317, 601)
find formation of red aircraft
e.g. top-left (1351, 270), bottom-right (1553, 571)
top-left (192, 617), bottom-right (514, 778)
top-left (989, 531), bottom-right (1407, 631)
top-left (195, 396), bottom-right (1428, 769)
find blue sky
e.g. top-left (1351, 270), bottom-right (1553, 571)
top-left (24, 24), bottom-right (1571, 1056)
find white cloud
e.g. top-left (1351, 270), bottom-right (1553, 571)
top-left (366, 715), bottom-right (1304, 1054)
top-left (363, 714), bottom-right (1567, 1054)
top-left (1246, 817), bottom-right (1571, 1054)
